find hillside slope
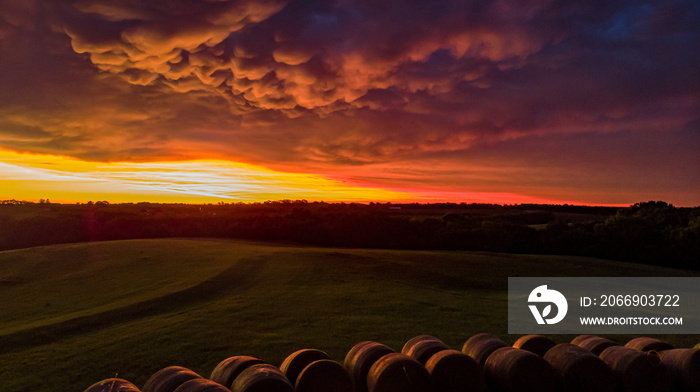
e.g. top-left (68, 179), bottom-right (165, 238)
top-left (0, 239), bottom-right (696, 392)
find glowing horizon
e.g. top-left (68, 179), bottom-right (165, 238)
top-left (0, 149), bottom-right (622, 206)
top-left (0, 149), bottom-right (414, 203)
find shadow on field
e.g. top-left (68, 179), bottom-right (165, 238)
top-left (0, 256), bottom-right (267, 354)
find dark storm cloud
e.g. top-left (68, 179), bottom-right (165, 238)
top-left (47, 0), bottom-right (567, 111)
top-left (0, 0), bottom-right (698, 204)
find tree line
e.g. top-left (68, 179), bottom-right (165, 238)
top-left (0, 200), bottom-right (697, 269)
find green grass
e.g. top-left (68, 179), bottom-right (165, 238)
top-left (0, 239), bottom-right (698, 392)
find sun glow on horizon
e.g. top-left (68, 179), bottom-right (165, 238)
top-left (0, 149), bottom-right (635, 206)
top-left (0, 149), bottom-right (414, 203)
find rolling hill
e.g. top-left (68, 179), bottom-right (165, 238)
top-left (0, 239), bottom-right (697, 392)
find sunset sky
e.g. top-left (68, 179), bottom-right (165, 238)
top-left (0, 0), bottom-right (698, 205)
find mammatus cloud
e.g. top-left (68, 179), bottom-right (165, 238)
top-left (60, 0), bottom-right (556, 112)
top-left (0, 0), bottom-right (698, 205)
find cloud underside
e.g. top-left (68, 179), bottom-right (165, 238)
top-left (0, 0), bottom-right (698, 204)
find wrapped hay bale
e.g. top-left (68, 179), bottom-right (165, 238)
top-left (344, 341), bottom-right (395, 392)
top-left (295, 359), bottom-right (353, 392)
top-left (625, 337), bottom-right (675, 352)
top-left (402, 335), bottom-right (443, 351)
top-left (366, 353), bottom-right (432, 392)
top-left (658, 348), bottom-right (700, 392)
top-left (462, 333), bottom-right (508, 368)
top-left (279, 349), bottom-right (330, 386)
top-left (402, 335), bottom-right (450, 365)
top-left (143, 367), bottom-right (201, 392)
top-left (210, 357), bottom-right (266, 389)
top-left (544, 343), bottom-right (615, 392)
top-left (599, 345), bottom-right (670, 392)
top-left (173, 379), bottom-right (230, 392)
top-left (571, 335), bottom-right (618, 356)
top-left (483, 347), bottom-right (556, 392)
top-left (425, 349), bottom-right (484, 392)
top-left (85, 378), bottom-right (141, 392)
top-left (512, 335), bottom-right (557, 357)
top-left (230, 364), bottom-right (293, 392)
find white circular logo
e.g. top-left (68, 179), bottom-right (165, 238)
top-left (528, 285), bottom-right (568, 325)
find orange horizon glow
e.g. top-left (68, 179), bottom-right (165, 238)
top-left (0, 149), bottom-right (414, 203)
top-left (0, 149), bottom-right (628, 206)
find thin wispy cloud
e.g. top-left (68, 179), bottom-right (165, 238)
top-left (0, 150), bottom-right (410, 202)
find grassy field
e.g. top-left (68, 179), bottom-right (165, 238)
top-left (0, 239), bottom-right (698, 392)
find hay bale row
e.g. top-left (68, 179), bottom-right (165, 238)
top-left (84, 335), bottom-right (700, 392)
top-left (140, 361), bottom-right (292, 392)
top-left (349, 335), bottom-right (485, 392)
top-left (344, 340), bottom-right (432, 392)
top-left (141, 367), bottom-right (230, 392)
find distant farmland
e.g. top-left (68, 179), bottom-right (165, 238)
top-left (1, 239), bottom-right (698, 392)
top-left (1, 200), bottom-right (698, 270)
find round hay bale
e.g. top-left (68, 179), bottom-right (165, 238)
top-left (658, 348), bottom-right (700, 392)
top-left (625, 337), bottom-right (675, 352)
top-left (173, 379), bottom-right (229, 392)
top-left (599, 345), bottom-right (670, 392)
top-left (401, 335), bottom-right (445, 354)
top-left (483, 347), bottom-right (556, 392)
top-left (344, 341), bottom-right (395, 392)
top-left (571, 335), bottom-right (618, 356)
top-left (294, 359), bottom-right (353, 392)
top-left (366, 353), bottom-right (431, 392)
top-left (461, 333), bottom-right (508, 368)
top-left (512, 335), bottom-right (557, 357)
top-left (404, 339), bottom-right (450, 365)
top-left (544, 343), bottom-right (616, 392)
top-left (85, 378), bottom-right (141, 392)
top-left (570, 335), bottom-right (596, 345)
top-left (279, 349), bottom-right (330, 386)
top-left (143, 366), bottom-right (201, 392)
top-left (231, 364), bottom-right (294, 392)
top-left (210, 356), bottom-right (266, 389)
top-left (425, 349), bottom-right (485, 392)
